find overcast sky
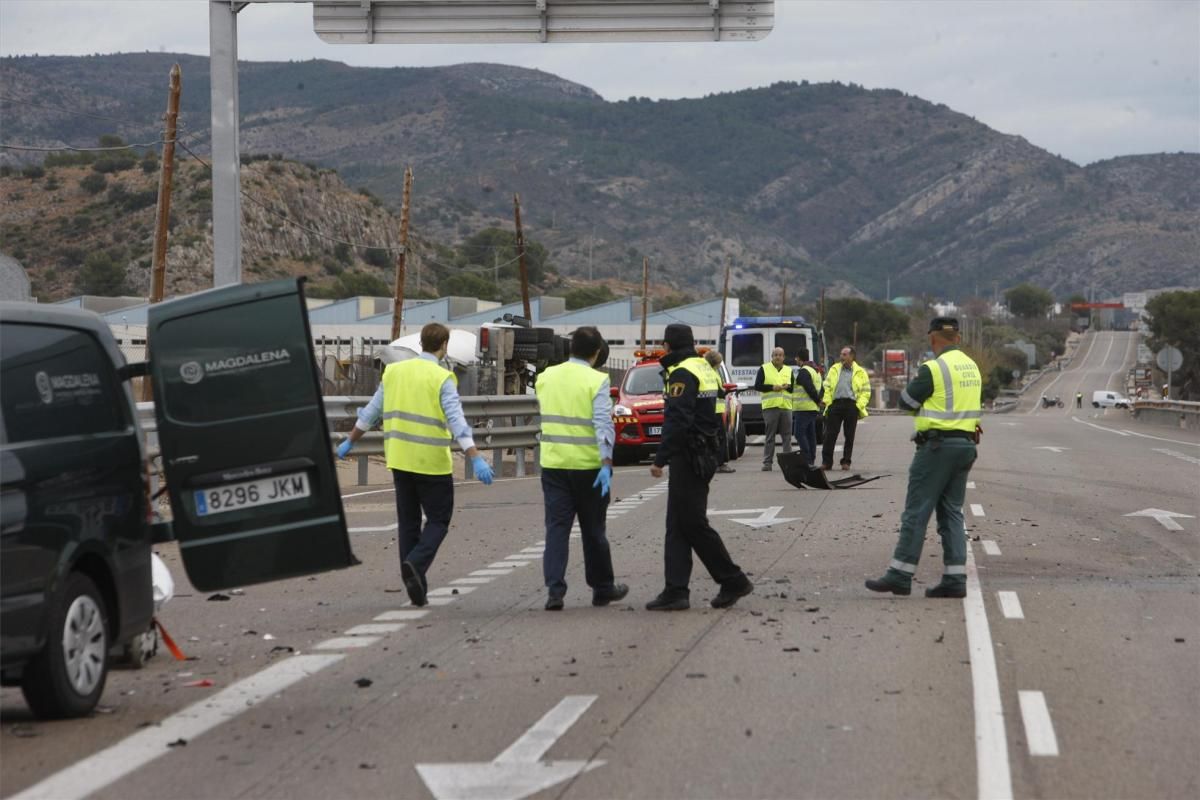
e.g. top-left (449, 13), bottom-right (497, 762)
top-left (1, 0), bottom-right (1196, 165)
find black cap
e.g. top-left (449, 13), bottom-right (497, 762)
top-left (663, 323), bottom-right (695, 350)
top-left (928, 317), bottom-right (960, 334)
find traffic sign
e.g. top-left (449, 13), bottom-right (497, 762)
top-left (1156, 346), bottom-right (1183, 372)
top-left (314, 0), bottom-right (776, 44)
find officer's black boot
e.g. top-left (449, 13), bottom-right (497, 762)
top-left (645, 590), bottom-right (690, 611)
top-left (711, 575), bottom-right (754, 608)
top-left (864, 575), bottom-right (912, 596)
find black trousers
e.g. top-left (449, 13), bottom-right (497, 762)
top-left (392, 469), bottom-right (454, 578)
top-left (663, 453), bottom-right (744, 595)
top-left (541, 467), bottom-right (615, 598)
top-left (822, 399), bottom-right (860, 467)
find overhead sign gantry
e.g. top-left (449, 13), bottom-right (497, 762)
top-left (208, 0), bottom-right (775, 286)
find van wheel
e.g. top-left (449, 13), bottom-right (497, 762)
top-left (22, 573), bottom-right (109, 719)
top-left (735, 417), bottom-right (747, 459)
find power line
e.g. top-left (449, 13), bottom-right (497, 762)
top-left (0, 139), bottom-right (166, 153)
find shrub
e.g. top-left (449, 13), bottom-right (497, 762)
top-left (362, 247), bottom-right (392, 269)
top-left (92, 154), bottom-right (138, 173)
top-left (78, 250), bottom-right (128, 295)
top-left (80, 172), bottom-right (108, 195)
top-left (22, 164), bottom-right (45, 180)
top-left (140, 155), bottom-right (159, 174)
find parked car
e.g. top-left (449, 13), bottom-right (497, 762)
top-left (611, 349), bottom-right (744, 465)
top-left (1, 279), bottom-right (357, 718)
top-left (1091, 390), bottom-right (1131, 409)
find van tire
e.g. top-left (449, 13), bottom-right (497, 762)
top-left (22, 573), bottom-right (109, 719)
top-left (735, 418), bottom-right (747, 458)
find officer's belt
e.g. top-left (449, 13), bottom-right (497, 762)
top-left (915, 430), bottom-right (975, 443)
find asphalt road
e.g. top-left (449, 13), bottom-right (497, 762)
top-left (3, 333), bottom-right (1197, 800)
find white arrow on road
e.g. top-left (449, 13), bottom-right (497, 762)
top-left (1124, 508), bottom-right (1195, 531)
top-left (416, 695), bottom-right (603, 800)
top-left (1033, 446), bottom-right (1070, 453)
top-left (707, 506), bottom-right (800, 529)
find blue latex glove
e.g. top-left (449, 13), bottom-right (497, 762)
top-left (336, 439), bottom-right (354, 459)
top-left (471, 455), bottom-right (494, 485)
top-left (592, 464), bottom-right (612, 497)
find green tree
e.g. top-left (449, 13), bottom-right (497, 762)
top-left (733, 285), bottom-right (766, 316)
top-left (78, 251), bottom-right (127, 295)
top-left (822, 298), bottom-right (911, 358)
top-left (333, 241), bottom-right (354, 266)
top-left (440, 271), bottom-right (499, 301)
top-left (1004, 283), bottom-right (1054, 319)
top-left (1145, 290), bottom-right (1200, 399)
top-left (564, 284), bottom-right (616, 309)
top-left (331, 271), bottom-right (390, 298)
top-left (453, 227), bottom-right (551, 285)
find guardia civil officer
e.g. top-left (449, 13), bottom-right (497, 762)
top-left (536, 326), bottom-right (629, 611)
top-left (755, 347), bottom-right (793, 471)
top-left (338, 322), bottom-right (494, 606)
top-left (647, 323), bottom-right (753, 611)
top-left (866, 318), bottom-right (982, 599)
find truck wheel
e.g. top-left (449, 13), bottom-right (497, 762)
top-left (22, 572), bottom-right (109, 718)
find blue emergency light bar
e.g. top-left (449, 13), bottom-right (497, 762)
top-left (729, 315), bottom-right (811, 329)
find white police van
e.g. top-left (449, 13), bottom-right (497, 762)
top-left (720, 316), bottom-right (827, 435)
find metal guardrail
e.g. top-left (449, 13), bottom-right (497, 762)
top-left (137, 395), bottom-right (543, 485)
top-left (1131, 398), bottom-right (1200, 432)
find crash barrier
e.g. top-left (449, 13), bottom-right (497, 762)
top-left (991, 398), bottom-right (1019, 413)
top-left (1131, 399), bottom-right (1200, 432)
top-left (137, 395), bottom-right (543, 487)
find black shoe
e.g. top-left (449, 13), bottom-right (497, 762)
top-left (592, 583), bottom-right (629, 607)
top-left (925, 583), bottom-right (967, 599)
top-left (545, 596), bottom-right (565, 611)
top-left (401, 561), bottom-right (427, 606)
top-left (711, 577), bottom-right (754, 609)
top-left (716, 464), bottom-right (736, 473)
top-left (645, 592), bottom-right (690, 611)
top-left (865, 576), bottom-right (912, 596)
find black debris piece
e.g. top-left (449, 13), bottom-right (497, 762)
top-left (207, 593), bottom-right (231, 602)
top-left (168, 738), bottom-right (188, 748)
top-left (354, 678), bottom-right (373, 688)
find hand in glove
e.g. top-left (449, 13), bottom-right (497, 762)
top-left (471, 455), bottom-right (494, 485)
top-left (592, 464), bottom-right (612, 497)
top-left (336, 439), bottom-right (354, 459)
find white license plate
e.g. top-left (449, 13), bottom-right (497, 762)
top-left (194, 471), bottom-right (310, 517)
top-left (647, 426), bottom-right (662, 437)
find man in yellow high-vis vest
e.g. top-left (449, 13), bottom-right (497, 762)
top-left (791, 347), bottom-right (823, 467)
top-left (867, 318), bottom-right (981, 599)
top-left (536, 326), bottom-right (629, 611)
top-left (337, 323), bottom-right (494, 606)
top-left (820, 345), bottom-right (871, 471)
top-left (755, 347), bottom-right (793, 471)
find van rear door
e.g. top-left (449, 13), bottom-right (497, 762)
top-left (148, 279), bottom-right (356, 592)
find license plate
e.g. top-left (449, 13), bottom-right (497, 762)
top-left (194, 472), bottom-right (310, 517)
top-left (647, 426), bottom-right (662, 437)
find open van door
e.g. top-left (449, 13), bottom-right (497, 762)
top-left (147, 278), bottom-right (356, 591)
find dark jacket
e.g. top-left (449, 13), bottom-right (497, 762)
top-left (655, 348), bottom-right (720, 468)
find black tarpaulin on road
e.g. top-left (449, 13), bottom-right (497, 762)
top-left (776, 452), bottom-right (889, 490)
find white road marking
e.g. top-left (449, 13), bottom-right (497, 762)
top-left (471, 569), bottom-right (515, 577)
top-left (965, 542), bottom-right (1015, 800)
top-left (1018, 691), bottom-right (1060, 757)
top-left (416, 695), bottom-right (604, 800)
top-left (426, 597), bottom-right (456, 606)
top-left (1073, 417), bottom-right (1200, 447)
top-left (429, 586), bottom-right (476, 596)
top-left (971, 504), bottom-right (986, 517)
top-left (345, 623), bottom-right (406, 635)
top-left (982, 540), bottom-right (1002, 556)
top-left (1152, 448), bottom-right (1200, 466)
top-left (997, 592), bottom-right (1024, 620)
top-left (348, 522), bottom-right (399, 533)
top-left (520, 547), bottom-right (546, 554)
top-left (451, 577), bottom-right (495, 585)
top-left (375, 609), bottom-right (429, 621)
top-left (1033, 446), bottom-right (1069, 453)
top-left (504, 555), bottom-right (538, 562)
top-left (1124, 507), bottom-right (1194, 531)
top-left (315, 636), bottom-right (380, 650)
top-left (488, 561), bottom-right (522, 569)
top-left (967, 481), bottom-right (976, 490)
top-left (8, 654), bottom-right (344, 800)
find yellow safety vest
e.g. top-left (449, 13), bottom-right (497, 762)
top-left (382, 357), bottom-right (455, 475)
top-left (792, 365), bottom-right (820, 412)
top-left (537, 361), bottom-right (607, 470)
top-left (822, 361), bottom-right (871, 419)
top-left (666, 357), bottom-right (720, 403)
top-left (913, 349), bottom-right (982, 433)
top-left (760, 362), bottom-right (793, 410)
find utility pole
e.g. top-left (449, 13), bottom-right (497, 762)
top-left (588, 224), bottom-right (595, 282)
top-left (719, 256), bottom-right (731, 329)
top-left (781, 283), bottom-right (788, 316)
top-left (640, 256), bottom-right (649, 352)
top-left (852, 320), bottom-right (858, 350)
top-left (143, 62), bottom-right (181, 401)
top-left (819, 288), bottom-right (826, 331)
top-left (513, 193), bottom-right (531, 320)
top-left (390, 166), bottom-right (413, 340)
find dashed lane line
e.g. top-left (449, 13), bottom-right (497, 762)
top-left (1018, 691), bottom-right (1060, 757)
top-left (374, 610), bottom-right (429, 622)
top-left (314, 636), bottom-right (380, 650)
top-left (8, 655), bottom-right (345, 800)
top-left (344, 623), bottom-right (406, 636)
top-left (971, 503), bottom-right (986, 518)
top-left (982, 540), bottom-right (1002, 557)
top-left (997, 592), bottom-right (1024, 620)
top-left (967, 481), bottom-right (977, 490)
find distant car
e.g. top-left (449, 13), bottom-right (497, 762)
top-left (1092, 390), bottom-right (1131, 409)
top-left (611, 350), bottom-right (745, 465)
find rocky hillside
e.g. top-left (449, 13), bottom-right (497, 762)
top-left (2, 53), bottom-right (1196, 299)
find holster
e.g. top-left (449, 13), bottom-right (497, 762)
top-left (686, 432), bottom-right (720, 481)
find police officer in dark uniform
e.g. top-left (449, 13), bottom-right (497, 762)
top-left (866, 317), bottom-right (982, 599)
top-left (647, 323), bottom-right (754, 611)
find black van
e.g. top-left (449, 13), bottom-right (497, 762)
top-left (1, 279), bottom-right (356, 718)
